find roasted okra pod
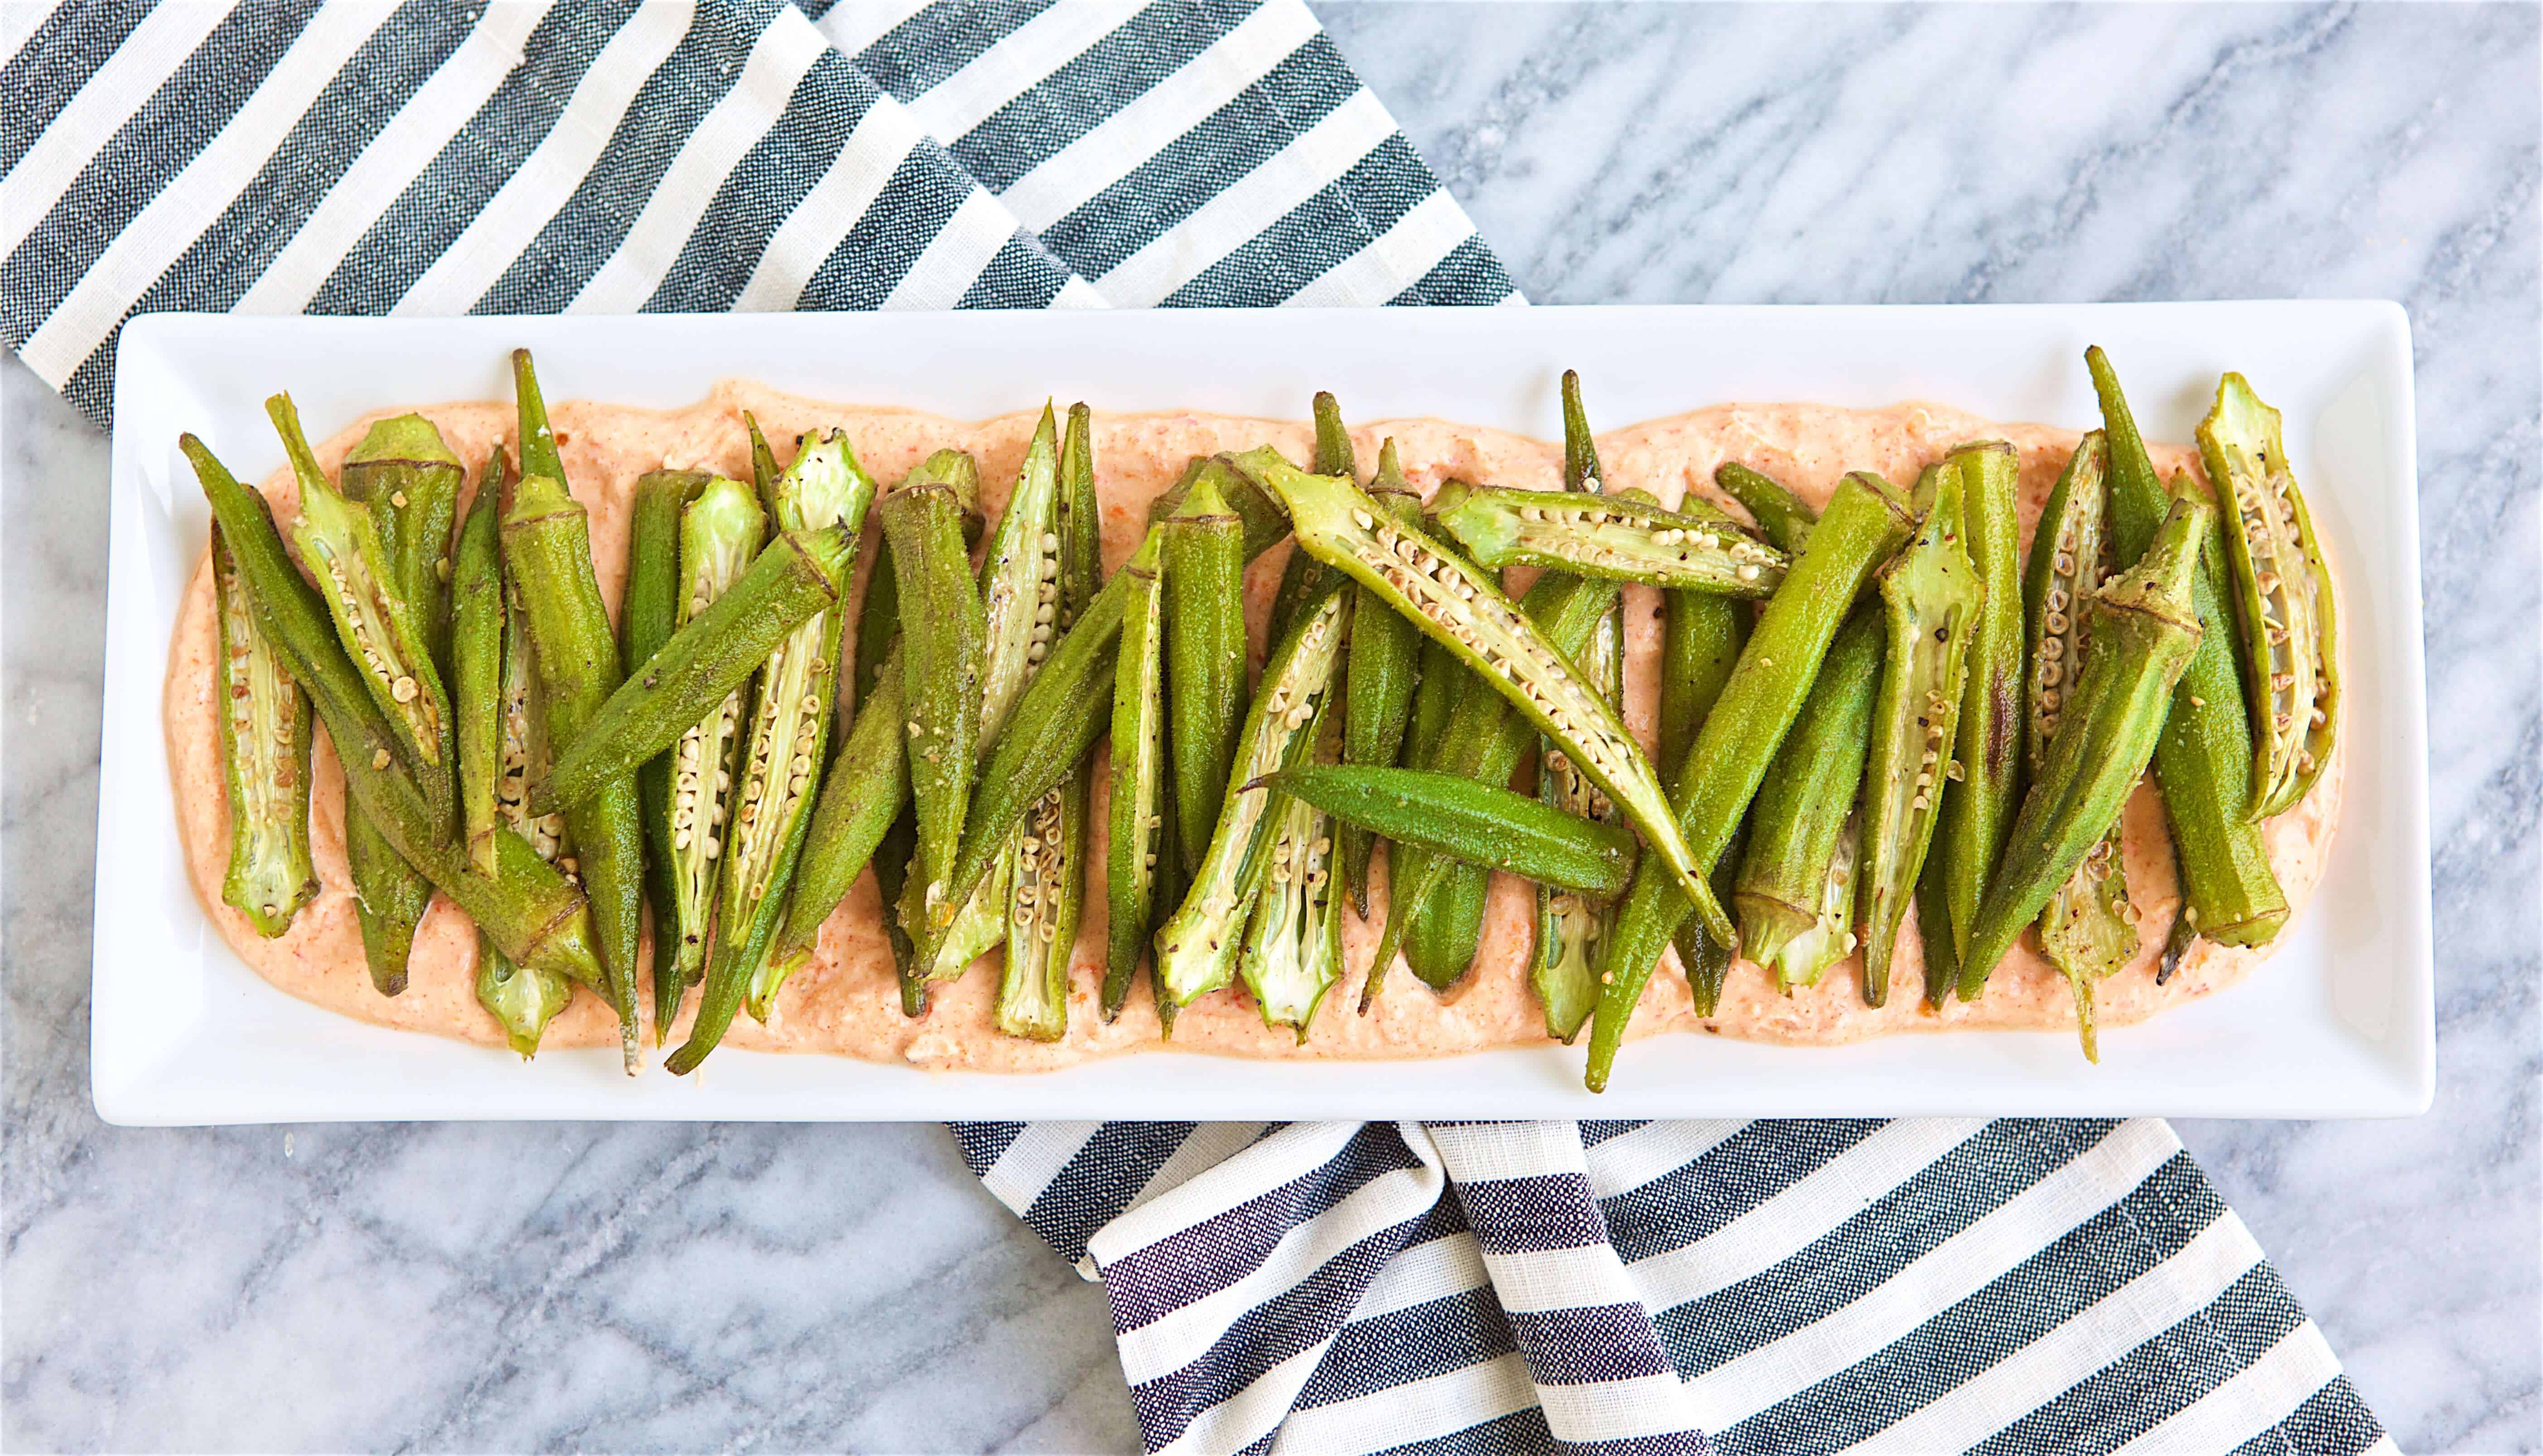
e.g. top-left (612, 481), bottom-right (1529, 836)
top-left (1436, 485), bottom-right (1788, 595)
top-left (2022, 433), bottom-right (2138, 1044)
top-left (2089, 347), bottom-right (2288, 947)
top-left (1162, 463), bottom-right (1250, 877)
top-left (1962, 499), bottom-right (2211, 984)
top-left (1930, 441), bottom-right (2024, 987)
top-left (1856, 463), bottom-right (1985, 1007)
top-left (451, 455), bottom-right (509, 878)
top-left (1735, 606), bottom-right (1881, 990)
top-left (1268, 766), bottom-right (1636, 898)
top-left (1153, 578), bottom-right (1351, 1007)
top-left (766, 651), bottom-right (909, 986)
top-left (1588, 472), bottom-right (1915, 1093)
top-left (1105, 529), bottom-right (1172, 1021)
top-left (878, 450), bottom-right (986, 937)
top-left (1338, 437), bottom-right (1424, 916)
top-left (2198, 373), bottom-right (2338, 818)
top-left (212, 526), bottom-right (319, 938)
top-left (476, 582), bottom-right (576, 1057)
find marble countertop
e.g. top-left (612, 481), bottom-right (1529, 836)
top-left (5, 4), bottom-right (2534, 1450)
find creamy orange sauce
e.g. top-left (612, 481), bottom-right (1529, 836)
top-left (165, 384), bottom-right (2340, 1070)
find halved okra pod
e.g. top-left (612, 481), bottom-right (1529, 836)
top-left (1436, 485), bottom-right (1789, 595)
top-left (1162, 463), bottom-right (1250, 877)
top-left (997, 403), bottom-right (1101, 1041)
top-left (1529, 370), bottom-right (1625, 1041)
top-left (1242, 771), bottom-right (1344, 1038)
top-left (1153, 579), bottom-right (1351, 1007)
top-left (1858, 463), bottom-right (1985, 1007)
top-left (1268, 766), bottom-right (1636, 897)
top-left (1714, 461), bottom-right (1817, 554)
top-left (1338, 437), bottom-right (1424, 916)
top-left (501, 369), bottom-right (646, 1067)
top-left (451, 454), bottom-right (509, 878)
top-left (343, 414), bottom-right (464, 666)
top-left (1963, 499), bottom-right (2211, 984)
top-left (681, 432), bottom-right (875, 1063)
top-left (1105, 529), bottom-right (1172, 1021)
top-left (1361, 540), bottom-right (1617, 1000)
top-left (1588, 472), bottom-right (1916, 1093)
top-left (765, 650), bottom-right (908, 988)
top-left (212, 526), bottom-right (319, 937)
top-left (2089, 347), bottom-right (2288, 946)
top-left (2199, 373), bottom-right (2338, 818)
top-left (476, 582), bottom-right (576, 1058)
top-left (1930, 441), bottom-right (2025, 990)
top-left (652, 475), bottom-right (768, 1026)
top-left (878, 450), bottom-right (986, 938)
top-left (268, 395), bottom-right (454, 802)
top-left (1735, 606), bottom-right (1881, 991)
top-left (619, 468), bottom-right (715, 1032)
top-left (2022, 433), bottom-right (2138, 1046)
top-left (1237, 448), bottom-right (1732, 946)
top-left (186, 434), bottom-right (602, 986)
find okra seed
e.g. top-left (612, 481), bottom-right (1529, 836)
top-left (371, 748), bottom-right (391, 770)
top-left (1352, 509), bottom-right (1375, 529)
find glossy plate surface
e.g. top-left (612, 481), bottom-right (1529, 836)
top-left (94, 304), bottom-right (2432, 1123)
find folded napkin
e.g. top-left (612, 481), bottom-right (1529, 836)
top-left (7, 3), bottom-right (2388, 1451)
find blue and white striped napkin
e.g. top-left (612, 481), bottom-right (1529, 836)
top-left (7, 3), bottom-right (2390, 1452)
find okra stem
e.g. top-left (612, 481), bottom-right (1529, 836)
top-left (1588, 473), bottom-right (1915, 1092)
top-left (1714, 461), bottom-right (1817, 554)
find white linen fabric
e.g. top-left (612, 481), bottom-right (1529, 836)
top-left (5, 4), bottom-right (2387, 1451)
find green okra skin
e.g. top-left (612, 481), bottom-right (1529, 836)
top-left (1659, 593), bottom-right (1748, 777)
top-left (534, 526), bottom-right (848, 814)
top-left (344, 813), bottom-right (430, 997)
top-left (878, 452), bottom-right (988, 932)
top-left (1736, 605), bottom-right (1881, 990)
top-left (1675, 830), bottom-right (1746, 1015)
top-left (451, 458), bottom-right (509, 877)
top-left (768, 652), bottom-right (910, 984)
top-left (1587, 472), bottom-right (1916, 1093)
top-left (1268, 766), bottom-right (1636, 897)
top-left (1234, 448), bottom-right (1731, 948)
top-left (343, 413), bottom-right (465, 669)
top-left (1933, 441), bottom-right (2026, 971)
top-left (502, 466), bottom-right (647, 1067)
top-left (1365, 559), bottom-right (1612, 1005)
top-left (621, 469), bottom-right (715, 1031)
top-left (856, 531), bottom-right (900, 711)
top-left (2020, 432), bottom-right (2138, 1029)
top-left (1714, 461), bottom-right (1818, 554)
top-left (2089, 347), bottom-right (2289, 947)
top-left (1105, 531), bottom-right (1171, 1020)
top-left (1338, 439), bottom-right (1425, 917)
top-left (2198, 373), bottom-right (2338, 817)
top-left (654, 477), bottom-right (772, 1023)
top-left (212, 527), bottom-right (320, 938)
top-left (1913, 849), bottom-right (1959, 1011)
top-left (744, 410), bottom-right (785, 513)
top-left (994, 402), bottom-right (1104, 1039)
top-left (1858, 462), bottom-right (1986, 1008)
top-left (1963, 498), bottom-right (2211, 984)
top-left (1266, 392), bottom-right (1360, 647)
top-left (185, 435), bottom-right (603, 986)
top-left (878, 810), bottom-right (927, 1018)
top-left (1153, 580), bottom-right (1351, 1006)
top-left (268, 393), bottom-right (454, 802)
top-left (1163, 466), bottom-right (1250, 877)
top-left (476, 584), bottom-right (579, 1055)
top-left (670, 429), bottom-right (876, 1063)
top-left (978, 405), bottom-right (1064, 748)
top-left (1436, 485), bottom-right (1789, 596)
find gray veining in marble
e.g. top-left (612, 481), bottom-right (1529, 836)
top-left (6, 5), bottom-right (2536, 1452)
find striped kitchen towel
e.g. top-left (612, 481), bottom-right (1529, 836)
top-left (7, 3), bottom-right (2388, 1453)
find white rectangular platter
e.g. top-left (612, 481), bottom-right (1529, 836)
top-left (94, 303), bottom-right (2432, 1123)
